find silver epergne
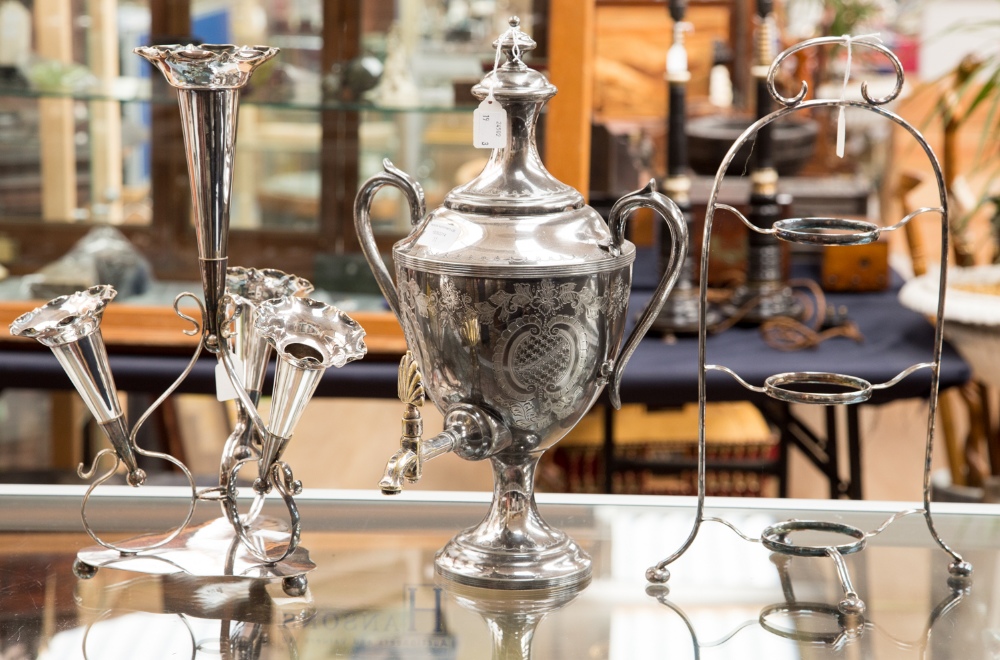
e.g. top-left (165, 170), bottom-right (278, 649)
top-left (355, 18), bottom-right (688, 588)
top-left (645, 35), bottom-right (970, 618)
top-left (10, 44), bottom-right (367, 593)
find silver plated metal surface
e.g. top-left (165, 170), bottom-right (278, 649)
top-left (645, 34), bottom-right (968, 611)
top-left (760, 520), bottom-right (867, 557)
top-left (135, 43), bottom-right (277, 343)
top-left (219, 266), bottom-right (315, 525)
top-left (9, 44), bottom-right (364, 588)
top-left (9, 285), bottom-right (116, 347)
top-left (763, 372), bottom-right (873, 405)
top-left (718, 203), bottom-right (945, 246)
top-left (356, 18), bottom-right (687, 589)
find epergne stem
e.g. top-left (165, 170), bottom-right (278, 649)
top-left (135, 44), bottom-right (278, 345)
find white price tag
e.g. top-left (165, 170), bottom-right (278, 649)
top-left (416, 219), bottom-right (461, 251)
top-left (215, 356), bottom-right (245, 402)
top-left (473, 92), bottom-right (507, 149)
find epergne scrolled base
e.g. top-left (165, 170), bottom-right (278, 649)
top-left (355, 18), bottom-right (688, 589)
top-left (10, 44), bottom-right (367, 594)
top-left (645, 35), bottom-right (971, 618)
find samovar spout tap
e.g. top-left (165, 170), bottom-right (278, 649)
top-left (379, 353), bottom-right (510, 495)
top-left (378, 448), bottom-right (418, 495)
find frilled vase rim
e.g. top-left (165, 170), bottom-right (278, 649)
top-left (134, 43), bottom-right (279, 90)
top-left (254, 297), bottom-right (367, 370)
top-left (9, 285), bottom-right (117, 346)
top-left (226, 266), bottom-right (314, 302)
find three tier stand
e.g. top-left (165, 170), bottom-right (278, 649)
top-left (645, 35), bottom-right (972, 619)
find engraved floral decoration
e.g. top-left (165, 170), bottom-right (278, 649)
top-left (398, 273), bottom-right (630, 430)
top-left (254, 297), bottom-right (367, 370)
top-left (134, 44), bottom-right (278, 90)
top-left (398, 274), bottom-right (630, 330)
top-left (480, 279), bottom-right (617, 322)
top-left (10, 285), bottom-right (117, 347)
top-left (607, 276), bottom-right (630, 320)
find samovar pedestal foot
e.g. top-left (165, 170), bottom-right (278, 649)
top-left (434, 452), bottom-right (591, 590)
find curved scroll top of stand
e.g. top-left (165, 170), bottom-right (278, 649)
top-left (767, 35), bottom-right (904, 107)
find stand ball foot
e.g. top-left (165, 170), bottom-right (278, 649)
top-left (948, 560), bottom-right (974, 590)
top-left (838, 594), bottom-right (866, 618)
top-left (282, 574), bottom-right (308, 597)
top-left (645, 566), bottom-right (671, 583)
top-left (73, 559), bottom-right (98, 580)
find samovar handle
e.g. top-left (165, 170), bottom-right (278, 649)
top-left (353, 159), bottom-right (427, 320)
top-left (606, 180), bottom-right (688, 409)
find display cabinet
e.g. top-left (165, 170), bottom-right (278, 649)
top-left (0, 0), bottom-right (541, 289)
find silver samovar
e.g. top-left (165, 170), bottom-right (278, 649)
top-left (354, 18), bottom-right (688, 588)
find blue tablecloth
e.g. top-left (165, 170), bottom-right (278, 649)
top-left (0, 250), bottom-right (970, 408)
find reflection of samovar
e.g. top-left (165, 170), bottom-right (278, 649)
top-left (355, 18), bottom-right (687, 588)
top-left (442, 576), bottom-right (589, 659)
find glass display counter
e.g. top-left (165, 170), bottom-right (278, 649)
top-left (1, 485), bottom-right (997, 658)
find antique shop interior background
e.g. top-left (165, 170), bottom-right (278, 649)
top-left (0, 0), bottom-right (998, 503)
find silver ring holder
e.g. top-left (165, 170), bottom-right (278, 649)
top-left (644, 35), bottom-right (972, 611)
top-left (9, 45), bottom-right (367, 595)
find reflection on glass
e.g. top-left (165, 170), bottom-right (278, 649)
top-left (0, 496), bottom-right (998, 659)
top-left (441, 576), bottom-right (590, 660)
top-left (54, 571), bottom-right (314, 660)
top-left (644, 556), bottom-right (973, 659)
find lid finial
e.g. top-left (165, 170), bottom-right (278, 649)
top-left (493, 15), bottom-right (537, 67)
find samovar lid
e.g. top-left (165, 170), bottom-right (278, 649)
top-left (473, 17), bottom-right (554, 103)
top-left (443, 17), bottom-right (585, 216)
